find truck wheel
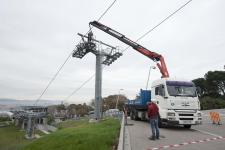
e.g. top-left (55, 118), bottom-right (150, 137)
top-left (158, 116), bottom-right (162, 128)
top-left (134, 110), bottom-right (138, 120)
top-left (130, 111), bottom-right (134, 120)
top-left (134, 113), bottom-right (138, 121)
top-left (184, 125), bottom-right (191, 129)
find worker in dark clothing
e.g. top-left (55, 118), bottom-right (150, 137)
top-left (124, 106), bottom-right (128, 125)
top-left (147, 101), bottom-right (160, 140)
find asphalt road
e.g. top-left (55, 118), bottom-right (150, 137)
top-left (125, 109), bottom-right (225, 150)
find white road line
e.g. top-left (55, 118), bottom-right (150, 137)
top-left (182, 142), bottom-right (188, 145)
top-left (194, 129), bottom-right (223, 138)
top-left (147, 137), bottom-right (225, 150)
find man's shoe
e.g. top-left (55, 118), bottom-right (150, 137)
top-left (148, 137), bottom-right (156, 140)
top-left (156, 137), bottom-right (160, 140)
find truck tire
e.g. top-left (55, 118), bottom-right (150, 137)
top-left (158, 116), bottom-right (162, 128)
top-left (130, 111), bottom-right (134, 120)
top-left (184, 125), bottom-right (191, 129)
top-left (134, 111), bottom-right (138, 121)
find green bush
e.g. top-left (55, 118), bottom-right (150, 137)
top-left (47, 114), bottom-right (54, 124)
top-left (200, 96), bottom-right (225, 110)
top-left (0, 116), bottom-right (11, 122)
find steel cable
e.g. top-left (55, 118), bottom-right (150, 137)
top-left (63, 0), bottom-right (193, 102)
top-left (35, 0), bottom-right (118, 105)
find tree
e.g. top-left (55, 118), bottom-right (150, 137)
top-left (68, 103), bottom-right (92, 117)
top-left (90, 94), bottom-right (128, 112)
top-left (205, 71), bottom-right (225, 97)
top-left (193, 71), bottom-right (225, 98)
top-left (192, 70), bottom-right (225, 110)
top-left (102, 94), bottom-right (127, 111)
top-left (200, 96), bottom-right (225, 110)
top-left (67, 104), bottom-right (76, 118)
top-left (192, 78), bottom-right (206, 97)
top-left (56, 104), bottom-right (66, 111)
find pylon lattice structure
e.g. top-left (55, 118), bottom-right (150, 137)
top-left (12, 106), bottom-right (48, 139)
top-left (72, 31), bottom-right (122, 119)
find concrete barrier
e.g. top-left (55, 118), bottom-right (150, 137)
top-left (117, 113), bottom-right (125, 150)
top-left (117, 113), bottom-right (131, 150)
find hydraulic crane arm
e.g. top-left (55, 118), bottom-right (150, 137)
top-left (89, 21), bottom-right (169, 78)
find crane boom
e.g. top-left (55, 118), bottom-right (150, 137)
top-left (89, 21), bottom-right (169, 78)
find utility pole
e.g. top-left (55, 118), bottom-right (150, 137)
top-left (115, 89), bottom-right (123, 109)
top-left (95, 49), bottom-right (102, 119)
top-left (72, 31), bottom-right (122, 120)
top-left (145, 66), bottom-right (156, 90)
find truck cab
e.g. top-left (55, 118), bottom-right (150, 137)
top-left (151, 78), bottom-right (202, 128)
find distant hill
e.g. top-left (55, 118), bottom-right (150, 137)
top-left (0, 98), bottom-right (61, 110)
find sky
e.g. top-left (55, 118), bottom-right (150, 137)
top-left (0, 0), bottom-right (224, 104)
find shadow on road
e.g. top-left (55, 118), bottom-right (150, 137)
top-left (161, 125), bottom-right (196, 132)
top-left (125, 123), bottom-right (134, 126)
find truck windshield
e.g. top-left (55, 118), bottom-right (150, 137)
top-left (166, 81), bottom-right (197, 97)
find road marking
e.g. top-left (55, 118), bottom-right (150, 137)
top-left (194, 129), bottom-right (223, 138)
top-left (182, 142), bottom-right (188, 145)
top-left (146, 136), bottom-right (225, 150)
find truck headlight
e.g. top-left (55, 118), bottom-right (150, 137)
top-left (167, 112), bottom-right (175, 116)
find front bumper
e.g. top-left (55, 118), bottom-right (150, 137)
top-left (165, 110), bottom-right (202, 125)
top-left (164, 119), bottom-right (202, 125)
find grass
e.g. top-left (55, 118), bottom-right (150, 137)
top-left (56, 119), bottom-right (88, 129)
top-left (34, 130), bottom-right (47, 137)
top-left (22, 118), bottom-right (120, 150)
top-left (0, 125), bottom-right (32, 150)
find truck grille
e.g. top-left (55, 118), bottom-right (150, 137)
top-left (179, 114), bottom-right (194, 116)
top-left (180, 118), bottom-right (193, 120)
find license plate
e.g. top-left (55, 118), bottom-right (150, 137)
top-left (183, 120), bottom-right (192, 124)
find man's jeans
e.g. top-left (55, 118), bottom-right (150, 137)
top-left (149, 118), bottom-right (160, 138)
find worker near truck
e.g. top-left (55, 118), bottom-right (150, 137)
top-left (147, 101), bottom-right (160, 140)
top-left (123, 106), bottom-right (128, 125)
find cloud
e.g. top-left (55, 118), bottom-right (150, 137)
top-left (0, 0), bottom-right (224, 104)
